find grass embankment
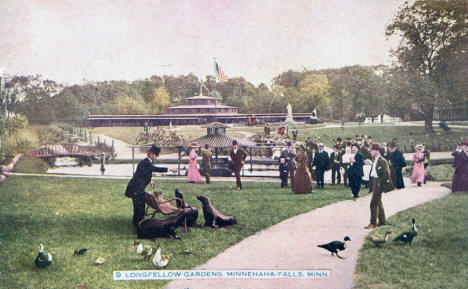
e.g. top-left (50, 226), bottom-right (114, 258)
top-left (11, 156), bottom-right (50, 174)
top-left (298, 126), bottom-right (466, 153)
top-left (355, 192), bottom-right (468, 289)
top-left (0, 176), bottom-right (349, 289)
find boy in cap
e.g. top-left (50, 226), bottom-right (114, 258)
top-left (125, 144), bottom-right (177, 228)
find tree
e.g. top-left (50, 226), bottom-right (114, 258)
top-left (386, 0), bottom-right (468, 132)
top-left (299, 73), bottom-right (330, 117)
top-left (150, 87), bottom-right (171, 114)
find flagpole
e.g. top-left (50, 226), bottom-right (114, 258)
top-left (213, 57), bottom-right (218, 123)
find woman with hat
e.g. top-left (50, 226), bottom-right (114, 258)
top-left (452, 140), bottom-right (468, 192)
top-left (411, 144), bottom-right (426, 187)
top-left (187, 142), bottom-right (202, 183)
top-left (293, 144), bottom-right (314, 194)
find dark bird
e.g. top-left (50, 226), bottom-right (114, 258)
top-left (73, 248), bottom-right (88, 255)
top-left (34, 244), bottom-right (52, 268)
top-left (317, 236), bottom-right (351, 259)
top-left (369, 231), bottom-right (394, 247)
top-left (393, 218), bottom-right (418, 247)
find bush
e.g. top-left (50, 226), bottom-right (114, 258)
top-left (11, 156), bottom-right (50, 174)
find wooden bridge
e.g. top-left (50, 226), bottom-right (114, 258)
top-left (26, 143), bottom-right (103, 158)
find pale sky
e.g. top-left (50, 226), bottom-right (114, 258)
top-left (0, 0), bottom-right (407, 86)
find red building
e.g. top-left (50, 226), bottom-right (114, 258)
top-left (164, 94), bottom-right (238, 115)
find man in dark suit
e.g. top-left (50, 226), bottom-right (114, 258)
top-left (365, 142), bottom-right (395, 229)
top-left (347, 143), bottom-right (364, 199)
top-left (389, 142), bottom-right (407, 189)
top-left (125, 144), bottom-right (176, 227)
top-left (230, 140), bottom-right (248, 190)
top-left (329, 145), bottom-right (342, 185)
top-left (201, 144), bottom-right (213, 184)
top-left (313, 143), bottom-right (329, 188)
top-left (280, 142), bottom-right (297, 191)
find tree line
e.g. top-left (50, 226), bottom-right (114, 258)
top-left (1, 0), bottom-right (466, 133)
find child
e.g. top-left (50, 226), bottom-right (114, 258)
top-left (279, 157), bottom-right (288, 188)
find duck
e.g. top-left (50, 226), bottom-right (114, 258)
top-left (317, 236), bottom-right (351, 259)
top-left (131, 241), bottom-right (154, 260)
top-left (94, 257), bottom-right (105, 265)
top-left (152, 245), bottom-right (169, 268)
top-left (393, 218), bottom-right (418, 247)
top-left (73, 248), bottom-right (88, 255)
top-left (34, 244), bottom-right (52, 269)
top-left (369, 231), bottom-right (394, 247)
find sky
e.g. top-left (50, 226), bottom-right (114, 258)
top-left (0, 0), bottom-right (408, 86)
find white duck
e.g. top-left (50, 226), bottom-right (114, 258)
top-left (132, 241), bottom-right (154, 260)
top-left (152, 245), bottom-right (169, 269)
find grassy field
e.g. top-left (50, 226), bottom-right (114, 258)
top-left (403, 164), bottom-right (455, 182)
top-left (354, 192), bottom-right (468, 289)
top-left (0, 176), bottom-right (350, 289)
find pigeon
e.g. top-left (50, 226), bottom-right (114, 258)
top-left (317, 236), bottom-right (351, 259)
top-left (74, 248), bottom-right (88, 255)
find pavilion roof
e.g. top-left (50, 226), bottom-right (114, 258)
top-left (188, 134), bottom-right (256, 148)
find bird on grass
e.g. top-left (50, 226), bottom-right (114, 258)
top-left (393, 218), bottom-right (418, 247)
top-left (73, 248), bottom-right (88, 255)
top-left (317, 236), bottom-right (351, 259)
top-left (94, 257), bottom-right (105, 265)
top-left (368, 231), bottom-right (394, 247)
top-left (34, 244), bottom-right (52, 269)
top-left (152, 245), bottom-right (170, 268)
top-left (131, 241), bottom-right (155, 260)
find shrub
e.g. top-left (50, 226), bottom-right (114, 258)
top-left (11, 156), bottom-right (50, 174)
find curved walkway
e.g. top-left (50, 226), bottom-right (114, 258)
top-left (165, 181), bottom-right (451, 289)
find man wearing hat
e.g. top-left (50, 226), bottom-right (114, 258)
top-left (329, 145), bottom-right (342, 185)
top-left (313, 143), bottom-right (329, 188)
top-left (125, 144), bottom-right (177, 228)
top-left (389, 141), bottom-right (407, 189)
top-left (230, 140), bottom-right (248, 190)
top-left (452, 140), bottom-right (468, 192)
top-left (365, 142), bottom-right (394, 229)
top-left (280, 141), bottom-right (297, 190)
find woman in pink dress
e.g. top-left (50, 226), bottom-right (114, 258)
top-left (187, 143), bottom-right (202, 183)
top-left (411, 145), bottom-right (425, 186)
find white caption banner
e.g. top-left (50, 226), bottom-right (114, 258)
top-left (113, 270), bottom-right (330, 281)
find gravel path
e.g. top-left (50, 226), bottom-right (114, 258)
top-left (165, 180), bottom-right (451, 289)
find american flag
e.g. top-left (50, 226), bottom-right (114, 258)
top-left (214, 60), bottom-right (228, 83)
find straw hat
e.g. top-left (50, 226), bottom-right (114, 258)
top-left (188, 142), bottom-right (200, 148)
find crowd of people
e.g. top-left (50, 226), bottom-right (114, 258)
top-left (124, 136), bottom-right (468, 229)
top-left (275, 134), bottom-right (417, 198)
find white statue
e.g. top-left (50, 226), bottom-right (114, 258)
top-left (284, 103), bottom-right (295, 124)
top-left (287, 103), bottom-right (293, 116)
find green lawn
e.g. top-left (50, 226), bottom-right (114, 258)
top-left (354, 192), bottom-right (468, 289)
top-left (0, 176), bottom-right (350, 289)
top-left (403, 164), bottom-right (455, 182)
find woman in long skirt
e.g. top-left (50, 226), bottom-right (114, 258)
top-left (411, 145), bottom-right (425, 187)
top-left (293, 147), bottom-right (313, 194)
top-left (452, 140), bottom-right (468, 192)
top-left (187, 143), bottom-right (202, 183)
